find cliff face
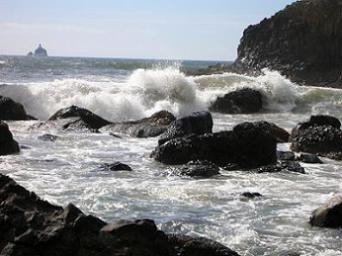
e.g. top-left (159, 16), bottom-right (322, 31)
top-left (234, 0), bottom-right (342, 87)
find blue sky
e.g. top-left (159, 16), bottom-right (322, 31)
top-left (0, 0), bottom-right (294, 60)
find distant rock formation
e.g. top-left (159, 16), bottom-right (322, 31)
top-left (33, 44), bottom-right (48, 57)
top-left (27, 51), bottom-right (33, 57)
top-left (234, 0), bottom-right (342, 88)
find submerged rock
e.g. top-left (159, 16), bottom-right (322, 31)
top-left (290, 115), bottom-right (342, 160)
top-left (277, 151), bottom-right (295, 161)
top-left (159, 111), bottom-right (213, 145)
top-left (101, 110), bottom-right (175, 138)
top-left (0, 174), bottom-right (240, 256)
top-left (38, 133), bottom-right (59, 142)
top-left (0, 121), bottom-right (20, 155)
top-left (210, 88), bottom-right (263, 114)
top-left (241, 192), bottom-right (263, 200)
top-left (169, 160), bottom-right (220, 178)
top-left (48, 105), bottom-right (111, 131)
top-left (0, 95), bottom-right (29, 120)
top-left (253, 161), bottom-right (305, 174)
top-left (233, 0), bottom-right (342, 88)
top-left (310, 193), bottom-right (342, 228)
top-left (100, 162), bottom-right (132, 172)
top-left (297, 153), bottom-right (323, 164)
top-left (152, 122), bottom-right (277, 168)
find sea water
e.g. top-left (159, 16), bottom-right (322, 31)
top-left (0, 56), bottom-right (341, 256)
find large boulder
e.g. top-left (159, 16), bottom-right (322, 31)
top-left (152, 122), bottom-right (277, 167)
top-left (0, 121), bottom-right (20, 155)
top-left (0, 96), bottom-right (28, 120)
top-left (48, 105), bottom-right (111, 131)
top-left (0, 174), bottom-right (240, 256)
top-left (158, 111), bottom-right (213, 145)
top-left (290, 115), bottom-right (342, 160)
top-left (101, 110), bottom-right (175, 138)
top-left (310, 194), bottom-right (342, 228)
top-left (233, 0), bottom-right (342, 87)
top-left (253, 121), bottom-right (290, 143)
top-left (209, 88), bottom-right (263, 114)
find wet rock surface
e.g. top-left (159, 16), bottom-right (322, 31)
top-left (297, 153), bottom-right (323, 164)
top-left (38, 133), bottom-right (59, 142)
top-left (0, 173), bottom-right (240, 256)
top-left (310, 193), bottom-right (342, 228)
top-left (0, 95), bottom-right (29, 120)
top-left (101, 110), bottom-right (175, 138)
top-left (49, 105), bottom-right (111, 131)
top-left (158, 111), bottom-right (213, 145)
top-left (99, 162), bottom-right (133, 172)
top-left (209, 88), bottom-right (263, 114)
top-left (0, 121), bottom-right (20, 155)
top-left (233, 0), bottom-right (342, 88)
top-left (290, 115), bottom-right (342, 160)
top-left (152, 122), bottom-right (277, 168)
top-left (169, 160), bottom-right (220, 178)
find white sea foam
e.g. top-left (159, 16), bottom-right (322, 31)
top-left (0, 67), bottom-right (341, 121)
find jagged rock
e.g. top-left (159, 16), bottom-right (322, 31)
top-left (168, 235), bottom-right (240, 256)
top-left (0, 121), bottom-right (20, 155)
top-left (241, 192), bottom-right (262, 200)
top-left (152, 122), bottom-right (277, 168)
top-left (38, 134), bottom-right (59, 142)
top-left (169, 160), bottom-right (220, 178)
top-left (99, 162), bottom-right (132, 172)
top-left (297, 153), bottom-right (323, 164)
top-left (290, 115), bottom-right (342, 160)
top-left (254, 121), bottom-right (290, 143)
top-left (0, 96), bottom-right (28, 120)
top-left (310, 193), bottom-right (342, 228)
top-left (101, 110), bottom-right (175, 138)
top-left (233, 0), bottom-right (342, 87)
top-left (254, 160), bottom-right (305, 174)
top-left (209, 88), bottom-right (263, 114)
top-left (277, 151), bottom-right (295, 161)
top-left (0, 174), bottom-right (240, 256)
top-left (158, 112), bottom-right (213, 145)
top-left (48, 105), bottom-right (111, 131)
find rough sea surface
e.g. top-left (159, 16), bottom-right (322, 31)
top-left (0, 56), bottom-right (341, 256)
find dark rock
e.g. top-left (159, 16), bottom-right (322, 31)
top-left (233, 0), bottom-right (342, 88)
top-left (277, 151), bottom-right (295, 161)
top-left (168, 235), bottom-right (240, 256)
top-left (254, 161), bottom-right (305, 174)
top-left (209, 88), bottom-right (263, 114)
top-left (290, 115), bottom-right (342, 160)
top-left (241, 192), bottom-right (262, 199)
top-left (100, 162), bottom-right (132, 172)
top-left (169, 160), bottom-right (220, 178)
top-left (159, 111), bottom-right (213, 145)
top-left (0, 96), bottom-right (28, 121)
top-left (0, 121), bottom-right (20, 155)
top-left (0, 173), bottom-right (240, 256)
top-left (152, 122), bottom-right (277, 168)
top-left (297, 153), bottom-right (323, 164)
top-left (38, 134), bottom-right (59, 142)
top-left (101, 110), bottom-right (175, 138)
top-left (254, 121), bottom-right (290, 143)
top-left (48, 105), bottom-right (111, 131)
top-left (310, 194), bottom-right (342, 228)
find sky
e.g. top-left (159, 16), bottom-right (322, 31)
top-left (0, 0), bottom-right (295, 61)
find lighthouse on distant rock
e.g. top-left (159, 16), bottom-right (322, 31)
top-left (33, 44), bottom-right (48, 57)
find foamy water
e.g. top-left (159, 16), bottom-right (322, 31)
top-left (0, 56), bottom-right (342, 256)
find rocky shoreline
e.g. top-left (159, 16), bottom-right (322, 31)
top-left (190, 0), bottom-right (342, 89)
top-left (1, 91), bottom-right (342, 254)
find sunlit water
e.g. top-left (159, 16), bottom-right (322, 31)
top-left (0, 56), bottom-right (342, 256)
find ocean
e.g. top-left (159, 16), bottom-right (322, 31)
top-left (0, 55), bottom-right (341, 256)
